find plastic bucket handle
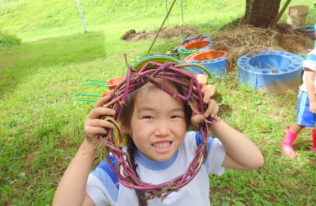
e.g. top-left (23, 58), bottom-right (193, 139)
top-left (84, 79), bottom-right (108, 87)
top-left (73, 93), bottom-right (101, 102)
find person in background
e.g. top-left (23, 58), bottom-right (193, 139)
top-left (282, 48), bottom-right (316, 158)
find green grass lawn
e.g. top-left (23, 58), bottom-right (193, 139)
top-left (1, 0), bottom-right (316, 205)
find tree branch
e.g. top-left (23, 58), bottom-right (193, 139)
top-left (273, 0), bottom-right (292, 24)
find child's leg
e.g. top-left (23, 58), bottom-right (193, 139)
top-left (288, 124), bottom-right (305, 134)
top-left (282, 124), bottom-right (305, 158)
top-left (285, 91), bottom-right (316, 157)
top-left (312, 128), bottom-right (316, 151)
top-left (312, 106), bottom-right (316, 151)
top-left (281, 90), bottom-right (308, 158)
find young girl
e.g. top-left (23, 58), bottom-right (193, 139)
top-left (53, 74), bottom-right (264, 206)
top-left (282, 48), bottom-right (316, 158)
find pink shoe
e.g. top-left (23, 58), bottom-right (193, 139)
top-left (281, 126), bottom-right (297, 158)
top-left (312, 129), bottom-right (316, 151)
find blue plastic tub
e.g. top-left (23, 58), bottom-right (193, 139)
top-left (237, 51), bottom-right (304, 92)
top-left (184, 50), bottom-right (227, 78)
top-left (178, 39), bottom-right (212, 59)
top-left (186, 58), bottom-right (227, 78)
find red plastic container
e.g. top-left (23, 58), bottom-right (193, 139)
top-left (184, 40), bottom-right (209, 50)
top-left (192, 50), bottom-right (226, 61)
top-left (107, 76), bottom-right (125, 90)
top-left (102, 90), bottom-right (112, 97)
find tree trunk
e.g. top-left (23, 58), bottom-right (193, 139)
top-left (243, 0), bottom-right (281, 28)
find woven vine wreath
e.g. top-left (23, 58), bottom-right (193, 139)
top-left (100, 61), bottom-right (216, 200)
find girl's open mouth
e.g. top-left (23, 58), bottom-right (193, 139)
top-left (152, 141), bottom-right (172, 153)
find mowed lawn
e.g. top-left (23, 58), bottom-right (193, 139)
top-left (1, 0), bottom-right (316, 205)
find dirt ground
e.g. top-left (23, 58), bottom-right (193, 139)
top-left (120, 25), bottom-right (198, 42)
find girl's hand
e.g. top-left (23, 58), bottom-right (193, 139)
top-left (84, 96), bottom-right (115, 146)
top-left (191, 84), bottom-right (219, 126)
top-left (310, 100), bottom-right (316, 114)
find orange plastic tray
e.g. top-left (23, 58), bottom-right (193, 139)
top-left (184, 40), bottom-right (209, 50)
top-left (193, 50), bottom-right (226, 61)
top-left (107, 76), bottom-right (125, 90)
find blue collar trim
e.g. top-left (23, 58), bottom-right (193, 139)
top-left (135, 150), bottom-right (178, 170)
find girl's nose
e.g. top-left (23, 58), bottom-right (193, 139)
top-left (154, 121), bottom-right (170, 137)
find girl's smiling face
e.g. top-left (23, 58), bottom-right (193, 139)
top-left (128, 82), bottom-right (187, 162)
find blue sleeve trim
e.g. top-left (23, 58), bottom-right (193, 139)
top-left (94, 155), bottom-right (119, 189)
top-left (89, 155), bottom-right (119, 202)
top-left (306, 52), bottom-right (316, 62)
top-left (195, 132), bottom-right (213, 150)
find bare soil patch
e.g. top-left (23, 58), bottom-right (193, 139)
top-left (121, 25), bottom-right (198, 42)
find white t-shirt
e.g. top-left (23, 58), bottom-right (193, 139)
top-left (86, 131), bottom-right (226, 206)
top-left (299, 49), bottom-right (316, 93)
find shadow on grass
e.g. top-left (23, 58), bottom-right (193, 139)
top-left (0, 32), bottom-right (106, 97)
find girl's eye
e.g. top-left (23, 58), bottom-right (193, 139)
top-left (142, 115), bottom-right (153, 119)
top-left (171, 115), bottom-right (182, 119)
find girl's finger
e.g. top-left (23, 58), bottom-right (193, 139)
top-left (95, 95), bottom-right (111, 107)
top-left (88, 119), bottom-right (115, 129)
top-left (85, 126), bottom-right (107, 137)
top-left (191, 114), bottom-right (204, 127)
top-left (203, 85), bottom-right (216, 103)
top-left (87, 107), bottom-right (115, 119)
top-left (204, 100), bottom-right (218, 118)
top-left (210, 104), bottom-right (219, 118)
